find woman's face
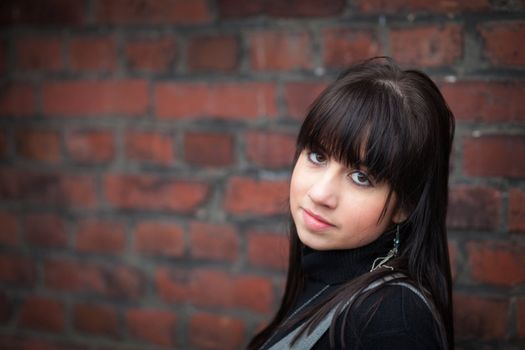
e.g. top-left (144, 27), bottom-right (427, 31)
top-left (290, 149), bottom-right (403, 251)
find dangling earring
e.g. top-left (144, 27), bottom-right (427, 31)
top-left (370, 225), bottom-right (400, 272)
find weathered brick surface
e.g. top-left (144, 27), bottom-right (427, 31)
top-left (43, 80), bottom-right (149, 117)
top-left (17, 297), bottom-right (65, 332)
top-left (479, 21), bottom-right (525, 66)
top-left (155, 82), bottom-right (277, 119)
top-left (509, 188), bottom-right (525, 233)
top-left (126, 308), bottom-right (177, 347)
top-left (0, 212), bottom-right (19, 246)
top-left (0, 83), bottom-right (36, 116)
top-left (125, 130), bottom-right (175, 165)
top-left (454, 293), bottom-right (508, 340)
top-left (69, 36), bottom-right (117, 71)
top-left (249, 30), bottom-right (312, 71)
top-left (75, 219), bottom-right (126, 254)
top-left (65, 129), bottom-right (115, 163)
top-left (0, 2), bottom-right (523, 349)
top-left (125, 37), bottom-right (177, 73)
top-left (24, 214), bottom-right (67, 247)
top-left (15, 37), bottom-right (63, 71)
top-left (15, 128), bottom-right (61, 163)
top-left (189, 222), bottom-right (239, 261)
top-left (134, 221), bottom-right (185, 257)
top-left (94, 0), bottom-right (212, 25)
top-left (73, 303), bottom-right (119, 337)
top-left (322, 28), bottom-right (381, 68)
top-left (245, 131), bottom-right (296, 168)
top-left (187, 35), bottom-right (238, 72)
top-left (189, 312), bottom-right (245, 350)
top-left (440, 81), bottom-right (525, 122)
top-left (463, 135), bottom-right (525, 178)
top-left (467, 241), bottom-right (525, 286)
top-left (390, 24), bottom-right (463, 67)
top-left (184, 132), bottom-right (234, 166)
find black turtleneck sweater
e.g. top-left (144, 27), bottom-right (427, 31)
top-left (262, 232), bottom-right (442, 349)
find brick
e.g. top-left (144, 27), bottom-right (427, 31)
top-left (0, 212), bottom-right (18, 246)
top-left (284, 81), bottom-right (328, 119)
top-left (390, 24), bottom-right (462, 67)
top-left (0, 169), bottom-right (97, 208)
top-left (0, 254), bottom-right (36, 287)
top-left (69, 36), bottom-right (117, 71)
top-left (134, 221), bottom-right (184, 257)
top-left (509, 188), bottom-right (525, 233)
top-left (184, 132), bottom-right (234, 166)
top-left (356, 0), bottom-right (489, 13)
top-left (518, 297), bottom-right (525, 338)
top-left (463, 135), bottom-right (525, 177)
top-left (233, 275), bottom-right (274, 313)
top-left (104, 174), bottom-right (209, 213)
top-left (155, 82), bottom-right (277, 119)
top-left (245, 131), bottom-right (295, 168)
top-left (224, 177), bottom-right (289, 215)
top-left (250, 31), bottom-right (311, 71)
top-left (24, 213), bottom-right (67, 247)
top-left (18, 297), bottom-right (64, 332)
top-left (125, 130), bottom-right (175, 165)
top-left (467, 241), bottom-right (525, 286)
top-left (73, 303), bottom-right (118, 336)
top-left (66, 129), bottom-right (115, 163)
top-left (0, 0), bottom-right (84, 26)
top-left (125, 37), bottom-right (176, 73)
top-left (0, 131), bottom-right (7, 158)
top-left (15, 128), bottom-right (61, 163)
top-left (126, 308), bottom-right (177, 347)
top-left (76, 219), bottom-right (126, 253)
top-left (479, 22), bottom-right (525, 66)
top-left (447, 186), bottom-right (501, 230)
top-left (0, 83), bottom-right (36, 116)
top-left (454, 293), bottom-right (508, 340)
top-left (189, 313), bottom-right (245, 350)
top-left (0, 336), bottom-right (88, 350)
top-left (190, 222), bottom-right (239, 261)
top-left (0, 40), bottom-right (4, 74)
top-left (155, 268), bottom-right (273, 312)
top-left (217, 0), bottom-right (345, 18)
top-left (16, 37), bottom-right (63, 71)
top-left (248, 231), bottom-right (288, 270)
top-left (95, 0), bottom-right (212, 25)
top-left (45, 259), bottom-right (142, 299)
top-left (0, 292), bottom-right (10, 323)
top-left (43, 80), bottom-right (148, 117)
top-left (322, 28), bottom-right (381, 68)
top-left (448, 240), bottom-right (458, 281)
top-left (440, 81), bottom-right (525, 122)
top-left (187, 35), bottom-right (238, 72)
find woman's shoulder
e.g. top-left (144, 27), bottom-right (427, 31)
top-left (336, 282), bottom-right (442, 349)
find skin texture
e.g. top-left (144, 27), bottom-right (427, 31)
top-left (290, 149), bottom-right (405, 250)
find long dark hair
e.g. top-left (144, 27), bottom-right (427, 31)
top-left (248, 57), bottom-right (455, 349)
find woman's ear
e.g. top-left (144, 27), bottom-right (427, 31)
top-left (392, 207), bottom-right (408, 224)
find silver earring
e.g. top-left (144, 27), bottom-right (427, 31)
top-left (370, 225), bottom-right (400, 272)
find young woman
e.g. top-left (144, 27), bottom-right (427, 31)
top-left (248, 57), bottom-right (455, 349)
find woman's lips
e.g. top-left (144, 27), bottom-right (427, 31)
top-left (302, 208), bottom-right (335, 231)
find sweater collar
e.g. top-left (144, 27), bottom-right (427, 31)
top-left (301, 228), bottom-right (397, 285)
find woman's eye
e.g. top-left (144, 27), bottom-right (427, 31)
top-left (350, 171), bottom-right (371, 186)
top-left (307, 151), bottom-right (326, 165)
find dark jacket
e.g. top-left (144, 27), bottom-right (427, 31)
top-left (261, 232), bottom-right (442, 349)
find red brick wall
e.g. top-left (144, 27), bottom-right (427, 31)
top-left (0, 1), bottom-right (524, 349)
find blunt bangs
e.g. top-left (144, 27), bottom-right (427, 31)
top-left (297, 78), bottom-right (408, 186)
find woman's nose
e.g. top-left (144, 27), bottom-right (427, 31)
top-left (307, 170), bottom-right (338, 209)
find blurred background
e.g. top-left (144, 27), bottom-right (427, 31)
top-left (0, 0), bottom-right (524, 349)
